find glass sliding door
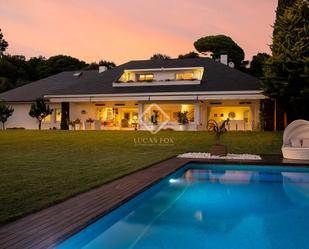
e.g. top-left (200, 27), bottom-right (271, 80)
top-left (96, 107), bottom-right (138, 129)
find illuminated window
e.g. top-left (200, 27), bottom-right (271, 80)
top-left (175, 72), bottom-right (194, 80)
top-left (42, 115), bottom-right (51, 123)
top-left (137, 74), bottom-right (154, 81)
top-left (97, 108), bottom-right (114, 121)
top-left (55, 108), bottom-right (61, 122)
top-left (119, 72), bottom-right (130, 82)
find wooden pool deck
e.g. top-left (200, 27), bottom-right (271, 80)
top-left (0, 155), bottom-right (308, 249)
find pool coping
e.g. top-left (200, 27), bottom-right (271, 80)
top-left (0, 155), bottom-right (308, 249)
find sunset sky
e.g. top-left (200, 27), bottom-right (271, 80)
top-left (0, 0), bottom-right (277, 64)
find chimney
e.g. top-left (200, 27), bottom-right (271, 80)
top-left (220, 54), bottom-right (228, 65)
top-left (99, 66), bottom-right (107, 73)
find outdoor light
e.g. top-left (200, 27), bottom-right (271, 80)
top-left (169, 179), bottom-right (177, 183)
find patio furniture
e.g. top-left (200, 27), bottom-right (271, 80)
top-left (282, 119), bottom-right (309, 160)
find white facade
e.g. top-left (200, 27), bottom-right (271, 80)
top-left (4, 98), bottom-right (261, 131)
top-left (5, 103), bottom-right (61, 130)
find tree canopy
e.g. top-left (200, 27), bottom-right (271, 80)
top-left (194, 35), bottom-right (245, 67)
top-left (0, 55), bottom-right (34, 92)
top-left (39, 55), bottom-right (87, 78)
top-left (262, 0), bottom-right (309, 121)
top-left (0, 53), bottom-right (116, 93)
top-left (178, 51), bottom-right (200, 59)
top-left (150, 53), bottom-right (171, 60)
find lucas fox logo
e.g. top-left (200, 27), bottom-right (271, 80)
top-left (139, 104), bottom-right (170, 134)
top-left (134, 137), bottom-right (174, 146)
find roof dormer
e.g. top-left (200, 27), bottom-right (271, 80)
top-left (113, 67), bottom-right (204, 87)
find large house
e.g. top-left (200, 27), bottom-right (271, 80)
top-left (0, 57), bottom-right (265, 131)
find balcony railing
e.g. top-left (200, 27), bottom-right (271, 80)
top-left (112, 78), bottom-right (201, 87)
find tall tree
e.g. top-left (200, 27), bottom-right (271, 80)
top-left (0, 101), bottom-right (14, 129)
top-left (178, 52), bottom-right (200, 59)
top-left (29, 98), bottom-right (53, 130)
top-left (276, 0), bottom-right (295, 18)
top-left (249, 53), bottom-right (270, 78)
top-left (262, 0), bottom-right (309, 124)
top-left (194, 35), bottom-right (245, 68)
top-left (150, 53), bottom-right (171, 60)
top-left (0, 29), bottom-right (8, 56)
top-left (273, 0), bottom-right (295, 36)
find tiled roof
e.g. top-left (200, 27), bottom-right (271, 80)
top-left (0, 58), bottom-right (261, 102)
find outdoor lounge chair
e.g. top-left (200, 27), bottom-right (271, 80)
top-left (282, 119), bottom-right (309, 160)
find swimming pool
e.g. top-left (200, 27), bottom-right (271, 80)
top-left (56, 164), bottom-right (309, 249)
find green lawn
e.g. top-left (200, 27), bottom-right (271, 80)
top-left (0, 130), bottom-right (282, 224)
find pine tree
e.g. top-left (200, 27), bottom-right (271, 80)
top-left (262, 0), bottom-right (309, 123)
top-left (276, 0), bottom-right (295, 18)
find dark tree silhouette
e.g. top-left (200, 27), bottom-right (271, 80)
top-left (150, 53), bottom-right (171, 60)
top-left (194, 35), bottom-right (245, 68)
top-left (249, 53), bottom-right (270, 78)
top-left (178, 52), bottom-right (200, 59)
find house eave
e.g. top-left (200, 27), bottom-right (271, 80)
top-left (45, 91), bottom-right (265, 103)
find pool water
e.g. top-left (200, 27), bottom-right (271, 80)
top-left (56, 164), bottom-right (309, 249)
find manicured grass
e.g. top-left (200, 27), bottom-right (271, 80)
top-left (0, 130), bottom-right (282, 223)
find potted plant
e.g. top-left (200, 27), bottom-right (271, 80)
top-left (86, 118), bottom-right (94, 130)
top-left (176, 111), bottom-right (189, 131)
top-left (207, 119), bottom-right (229, 156)
top-left (74, 118), bottom-right (81, 130)
top-left (68, 120), bottom-right (75, 130)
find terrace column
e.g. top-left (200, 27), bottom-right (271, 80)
top-left (61, 102), bottom-right (70, 130)
top-left (138, 103), bottom-right (144, 129)
top-left (194, 101), bottom-right (200, 128)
